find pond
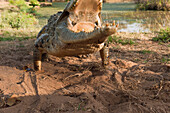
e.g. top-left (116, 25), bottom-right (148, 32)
top-left (102, 3), bottom-right (170, 33)
top-left (38, 2), bottom-right (170, 33)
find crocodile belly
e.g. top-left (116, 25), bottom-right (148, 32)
top-left (50, 43), bottom-right (104, 57)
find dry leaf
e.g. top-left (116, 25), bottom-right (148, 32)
top-left (115, 72), bottom-right (123, 85)
top-left (0, 100), bottom-right (5, 107)
top-left (11, 94), bottom-right (21, 101)
top-left (6, 97), bottom-right (17, 106)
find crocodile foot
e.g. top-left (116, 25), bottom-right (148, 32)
top-left (33, 48), bottom-right (42, 71)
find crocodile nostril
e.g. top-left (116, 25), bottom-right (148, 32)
top-left (72, 21), bottom-right (77, 26)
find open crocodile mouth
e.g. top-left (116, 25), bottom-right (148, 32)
top-left (54, 0), bottom-right (117, 44)
top-left (69, 22), bottom-right (95, 33)
top-left (66, 0), bottom-right (102, 33)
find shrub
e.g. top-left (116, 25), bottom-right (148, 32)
top-left (29, 0), bottom-right (40, 14)
top-left (0, 11), bottom-right (38, 29)
top-left (135, 0), bottom-right (170, 11)
top-left (0, 0), bottom-right (40, 40)
top-left (9, 0), bottom-right (40, 15)
top-left (30, 0), bottom-right (40, 8)
top-left (152, 27), bottom-right (170, 43)
top-left (9, 0), bottom-right (29, 12)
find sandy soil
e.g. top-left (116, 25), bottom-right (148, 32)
top-left (0, 33), bottom-right (169, 113)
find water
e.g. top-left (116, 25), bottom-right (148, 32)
top-left (102, 3), bottom-right (170, 33)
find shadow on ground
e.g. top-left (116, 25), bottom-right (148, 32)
top-left (0, 39), bottom-right (169, 113)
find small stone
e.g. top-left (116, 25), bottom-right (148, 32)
top-left (87, 108), bottom-right (92, 112)
top-left (6, 97), bottom-right (17, 106)
top-left (115, 72), bottom-right (123, 85)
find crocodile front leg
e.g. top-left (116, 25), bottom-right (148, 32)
top-left (33, 48), bottom-right (42, 71)
top-left (100, 43), bottom-right (109, 67)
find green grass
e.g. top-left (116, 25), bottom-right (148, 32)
top-left (138, 50), bottom-right (152, 54)
top-left (0, 36), bottom-right (35, 41)
top-left (36, 2), bottom-right (67, 25)
top-left (108, 36), bottom-right (135, 45)
top-left (143, 60), bottom-right (148, 63)
top-left (134, 58), bottom-right (140, 62)
top-left (0, 28), bottom-right (39, 41)
top-left (152, 27), bottom-right (170, 43)
top-left (0, 37), bottom-right (15, 41)
top-left (161, 57), bottom-right (170, 63)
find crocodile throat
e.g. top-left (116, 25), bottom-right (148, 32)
top-left (66, 0), bottom-right (102, 33)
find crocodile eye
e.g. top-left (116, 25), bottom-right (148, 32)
top-left (95, 21), bottom-right (98, 26)
top-left (72, 21), bottom-right (77, 26)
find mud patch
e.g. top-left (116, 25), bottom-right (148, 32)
top-left (0, 36), bottom-right (169, 113)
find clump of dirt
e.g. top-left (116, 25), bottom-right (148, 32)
top-left (0, 33), bottom-right (169, 113)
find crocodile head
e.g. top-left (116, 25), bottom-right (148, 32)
top-left (54, 0), bottom-right (117, 44)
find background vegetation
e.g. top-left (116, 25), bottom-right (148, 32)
top-left (135, 0), bottom-right (170, 11)
top-left (0, 0), bottom-right (40, 40)
top-left (0, 0), bottom-right (169, 43)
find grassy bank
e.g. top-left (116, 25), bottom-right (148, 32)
top-left (0, 2), bottom-right (137, 41)
top-left (0, 2), bottom-right (169, 42)
top-left (0, 1), bottom-right (41, 41)
top-left (135, 0), bottom-right (170, 11)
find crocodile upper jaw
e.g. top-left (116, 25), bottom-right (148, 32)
top-left (71, 0), bottom-right (101, 14)
top-left (66, 0), bottom-right (102, 33)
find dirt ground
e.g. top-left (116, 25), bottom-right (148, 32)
top-left (0, 33), bottom-right (169, 113)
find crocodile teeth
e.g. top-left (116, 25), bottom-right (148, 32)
top-left (98, 2), bottom-right (102, 10)
top-left (113, 20), bottom-right (115, 26)
top-left (70, 0), bottom-right (79, 10)
top-left (106, 23), bottom-right (109, 27)
top-left (116, 24), bottom-right (119, 28)
top-left (75, 0), bottom-right (79, 6)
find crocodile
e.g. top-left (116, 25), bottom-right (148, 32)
top-left (33, 0), bottom-right (118, 71)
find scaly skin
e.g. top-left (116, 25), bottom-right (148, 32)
top-left (34, 0), bottom-right (117, 71)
